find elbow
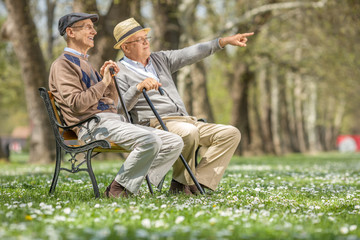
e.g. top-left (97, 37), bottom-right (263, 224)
top-left (69, 99), bottom-right (90, 114)
top-left (71, 104), bottom-right (88, 114)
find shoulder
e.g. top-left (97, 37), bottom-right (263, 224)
top-left (151, 51), bottom-right (168, 58)
top-left (149, 51), bottom-right (171, 64)
top-left (50, 53), bottom-right (81, 76)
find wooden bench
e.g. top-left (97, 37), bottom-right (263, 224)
top-left (39, 87), bottom-right (153, 198)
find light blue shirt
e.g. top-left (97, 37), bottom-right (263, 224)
top-left (122, 56), bottom-right (160, 82)
top-left (64, 47), bottom-right (90, 59)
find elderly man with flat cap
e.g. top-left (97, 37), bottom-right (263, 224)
top-left (48, 13), bottom-right (184, 198)
top-left (113, 18), bottom-right (254, 195)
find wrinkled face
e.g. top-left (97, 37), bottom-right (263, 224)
top-left (121, 30), bottom-right (151, 62)
top-left (66, 19), bottom-right (97, 51)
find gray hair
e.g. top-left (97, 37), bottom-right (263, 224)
top-left (63, 33), bottom-right (68, 41)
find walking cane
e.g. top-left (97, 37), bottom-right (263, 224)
top-left (109, 67), bottom-right (154, 194)
top-left (142, 88), bottom-right (205, 195)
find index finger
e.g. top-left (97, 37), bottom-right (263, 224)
top-left (241, 32), bottom-right (254, 37)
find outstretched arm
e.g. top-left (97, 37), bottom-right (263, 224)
top-left (219, 32), bottom-right (254, 48)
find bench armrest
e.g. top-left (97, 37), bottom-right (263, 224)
top-left (54, 115), bottom-right (100, 131)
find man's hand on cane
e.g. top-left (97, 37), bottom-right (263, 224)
top-left (101, 60), bottom-right (119, 87)
top-left (137, 78), bottom-right (162, 92)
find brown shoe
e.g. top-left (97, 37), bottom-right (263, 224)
top-left (188, 184), bottom-right (202, 195)
top-left (189, 184), bottom-right (211, 195)
top-left (104, 180), bottom-right (128, 198)
top-left (169, 179), bottom-right (193, 196)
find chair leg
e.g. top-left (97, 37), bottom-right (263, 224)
top-left (195, 146), bottom-right (201, 167)
top-left (156, 177), bottom-right (165, 192)
top-left (49, 144), bottom-right (62, 194)
top-left (86, 149), bottom-right (100, 198)
top-left (145, 175), bottom-right (153, 194)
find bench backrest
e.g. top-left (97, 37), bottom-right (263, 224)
top-left (39, 87), bottom-right (77, 141)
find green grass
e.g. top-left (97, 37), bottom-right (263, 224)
top-left (0, 152), bottom-right (359, 239)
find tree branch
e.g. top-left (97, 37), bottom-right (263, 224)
top-left (203, 0), bottom-right (328, 40)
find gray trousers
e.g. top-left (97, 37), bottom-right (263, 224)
top-left (78, 112), bottom-right (184, 194)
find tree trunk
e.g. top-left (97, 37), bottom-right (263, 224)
top-left (249, 73), bottom-right (264, 155)
top-left (256, 60), bottom-right (274, 154)
top-left (0, 138), bottom-right (8, 161)
top-left (293, 73), bottom-right (307, 152)
top-left (177, 66), bottom-right (192, 114)
top-left (303, 78), bottom-right (318, 153)
top-left (324, 97), bottom-right (334, 151)
top-left (228, 63), bottom-right (253, 155)
top-left (74, 0), bottom-right (140, 70)
top-left (190, 61), bottom-right (214, 122)
top-left (331, 97), bottom-right (345, 150)
top-left (319, 96), bottom-right (345, 151)
top-left (151, 0), bottom-right (181, 52)
top-left (279, 80), bottom-right (292, 154)
top-left (284, 72), bottom-right (299, 152)
top-left (46, 0), bottom-right (56, 61)
top-left (270, 63), bottom-right (282, 155)
top-left (161, 0), bottom-right (214, 120)
top-left (1, 0), bottom-right (55, 163)
top-left (151, 0), bottom-right (181, 91)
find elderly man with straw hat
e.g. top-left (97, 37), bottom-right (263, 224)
top-left (113, 18), bottom-right (254, 195)
top-left (49, 13), bottom-right (184, 199)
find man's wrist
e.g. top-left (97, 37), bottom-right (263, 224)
top-left (136, 83), bottom-right (142, 92)
top-left (219, 37), bottom-right (227, 48)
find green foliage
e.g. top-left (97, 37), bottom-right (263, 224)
top-left (0, 153), bottom-right (359, 239)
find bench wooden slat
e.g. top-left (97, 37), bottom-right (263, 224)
top-left (47, 91), bottom-right (128, 153)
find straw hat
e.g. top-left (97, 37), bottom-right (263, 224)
top-left (113, 18), bottom-right (150, 49)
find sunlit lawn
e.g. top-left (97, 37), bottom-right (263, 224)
top-left (0, 152), bottom-right (359, 239)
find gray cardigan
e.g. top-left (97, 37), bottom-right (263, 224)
top-left (116, 38), bottom-right (222, 124)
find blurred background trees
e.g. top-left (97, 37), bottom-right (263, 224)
top-left (0, 0), bottom-right (359, 162)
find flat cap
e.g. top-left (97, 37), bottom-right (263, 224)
top-left (58, 12), bottom-right (99, 36)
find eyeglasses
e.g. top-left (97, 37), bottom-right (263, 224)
top-left (70, 24), bottom-right (97, 31)
top-left (125, 37), bottom-right (151, 44)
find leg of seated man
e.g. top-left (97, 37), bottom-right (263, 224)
top-left (163, 121), bottom-right (199, 186)
top-left (150, 116), bottom-right (241, 191)
top-left (194, 121), bottom-right (241, 190)
top-left (150, 116), bottom-right (199, 186)
top-left (78, 112), bottom-right (182, 195)
top-left (134, 124), bottom-right (184, 188)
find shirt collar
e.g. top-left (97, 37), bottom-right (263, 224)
top-left (64, 47), bottom-right (89, 59)
top-left (123, 55), bottom-right (152, 68)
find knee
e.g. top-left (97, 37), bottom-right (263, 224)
top-left (220, 126), bottom-right (241, 144)
top-left (180, 125), bottom-right (200, 145)
top-left (172, 134), bottom-right (184, 151)
top-left (232, 127), bottom-right (241, 144)
top-left (137, 133), bottom-right (162, 153)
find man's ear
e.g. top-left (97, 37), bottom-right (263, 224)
top-left (121, 44), bottom-right (128, 54)
top-left (66, 27), bottom-right (75, 38)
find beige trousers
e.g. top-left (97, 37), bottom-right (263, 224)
top-left (150, 116), bottom-right (241, 190)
